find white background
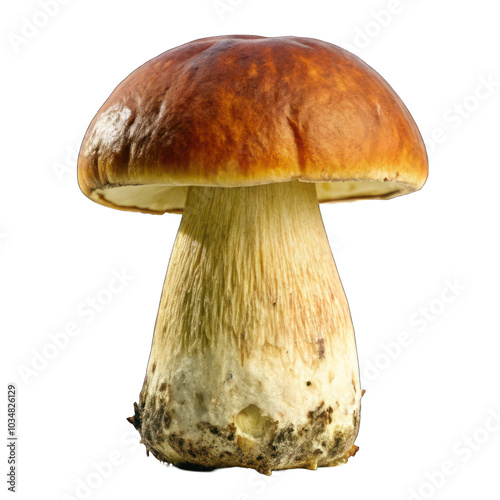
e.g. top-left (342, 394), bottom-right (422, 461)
top-left (2, 0), bottom-right (499, 499)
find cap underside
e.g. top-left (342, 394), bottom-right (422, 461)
top-left (91, 180), bottom-right (412, 214)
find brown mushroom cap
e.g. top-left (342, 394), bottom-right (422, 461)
top-left (77, 35), bottom-right (428, 214)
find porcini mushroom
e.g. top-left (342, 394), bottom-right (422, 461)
top-left (78, 35), bottom-right (428, 474)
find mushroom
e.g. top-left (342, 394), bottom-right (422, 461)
top-left (78, 35), bottom-right (428, 474)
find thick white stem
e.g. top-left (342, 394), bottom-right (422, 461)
top-left (131, 181), bottom-right (361, 473)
